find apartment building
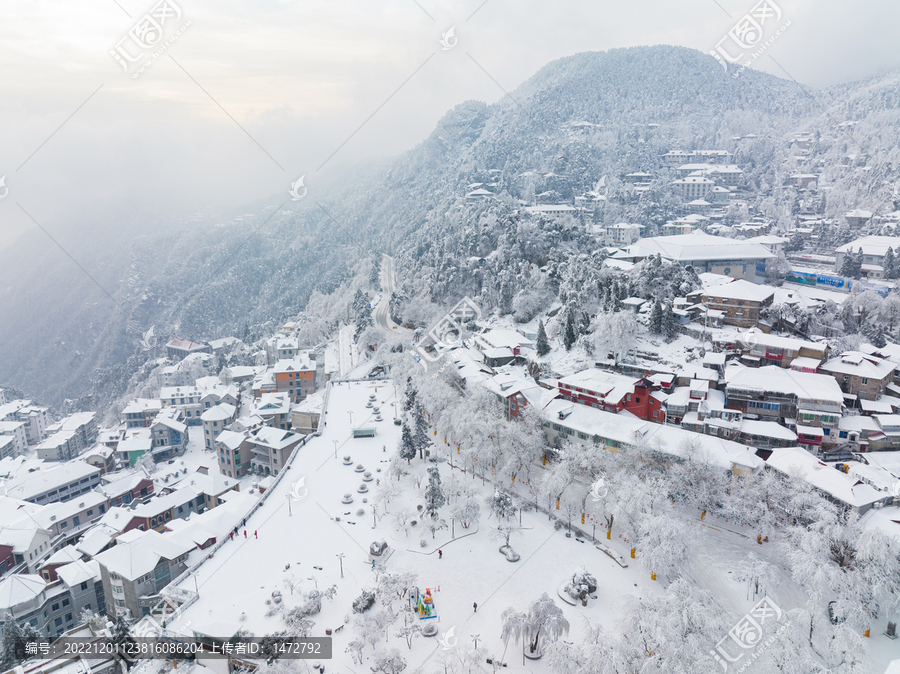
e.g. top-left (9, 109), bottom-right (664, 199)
top-left (819, 351), bottom-right (896, 402)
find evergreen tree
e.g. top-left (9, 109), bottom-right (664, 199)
top-left (563, 309), bottom-right (577, 351)
top-left (536, 321), bottom-right (550, 357)
top-left (352, 289), bottom-right (372, 340)
top-left (423, 467), bottom-right (445, 517)
top-left (870, 324), bottom-right (887, 348)
top-left (1, 613), bottom-right (23, 672)
top-left (884, 247), bottom-right (897, 280)
top-left (663, 303), bottom-right (676, 339)
top-left (370, 256), bottom-right (382, 288)
top-left (403, 378), bottom-right (417, 412)
top-left (840, 249), bottom-right (862, 280)
top-left (413, 402), bottom-right (430, 459)
top-left (399, 424), bottom-right (417, 464)
top-left (649, 300), bottom-right (664, 334)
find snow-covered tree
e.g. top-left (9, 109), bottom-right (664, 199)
top-left (450, 495), bottom-right (480, 528)
top-left (398, 424), bottom-right (417, 464)
top-left (423, 466), bottom-right (445, 517)
top-left (488, 491), bottom-right (517, 521)
top-left (500, 593), bottom-right (570, 660)
top-left (372, 649), bottom-right (407, 674)
top-left (563, 309), bottom-right (576, 351)
top-left (536, 321), bottom-right (550, 356)
top-left (649, 299), bottom-right (663, 334)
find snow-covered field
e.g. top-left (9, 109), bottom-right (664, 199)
top-left (154, 378), bottom-right (898, 674)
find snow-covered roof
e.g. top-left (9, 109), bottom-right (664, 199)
top-left (631, 232), bottom-right (774, 263)
top-left (56, 559), bottom-right (100, 587)
top-left (725, 364), bottom-right (843, 405)
top-left (542, 398), bottom-right (762, 471)
top-left (835, 236), bottom-right (900, 256)
top-left (700, 279), bottom-right (775, 303)
top-left (0, 574), bottom-right (46, 610)
top-left (200, 403), bottom-right (236, 422)
top-left (765, 447), bottom-right (888, 509)
top-left (4, 462), bottom-right (101, 502)
top-left (739, 419), bottom-right (797, 441)
top-left (94, 529), bottom-right (193, 581)
top-left (820, 351), bottom-right (895, 380)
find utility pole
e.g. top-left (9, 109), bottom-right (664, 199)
top-left (337, 553), bottom-right (345, 578)
top-left (287, 494), bottom-right (292, 516)
top-left (333, 440), bottom-right (338, 458)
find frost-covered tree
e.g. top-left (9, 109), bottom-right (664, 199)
top-left (423, 466), bottom-right (445, 518)
top-left (413, 402), bottom-right (430, 459)
top-left (398, 424), bottom-right (417, 464)
top-left (488, 491), bottom-right (517, 521)
top-left (649, 299), bottom-right (663, 334)
top-left (353, 289), bottom-right (373, 339)
top-left (563, 308), bottom-right (576, 351)
top-left (500, 593), bottom-right (569, 660)
top-left (372, 649), bottom-right (407, 674)
top-left (535, 320), bottom-right (550, 356)
top-left (663, 302), bottom-right (677, 339)
top-left (450, 496), bottom-right (480, 528)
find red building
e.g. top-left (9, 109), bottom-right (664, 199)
top-left (556, 370), bottom-right (664, 422)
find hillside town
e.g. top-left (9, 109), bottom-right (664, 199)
top-left (2, 173), bottom-right (900, 671)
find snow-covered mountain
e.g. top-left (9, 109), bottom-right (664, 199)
top-left (3, 45), bottom-right (900, 408)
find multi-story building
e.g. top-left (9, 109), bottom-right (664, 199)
top-left (555, 369), bottom-right (666, 422)
top-left (15, 405), bottom-right (52, 445)
top-left (0, 437), bottom-right (15, 461)
top-left (159, 385), bottom-right (205, 426)
top-left (255, 393), bottom-right (291, 430)
top-left (98, 471), bottom-right (154, 508)
top-left (117, 429), bottom-right (153, 468)
top-left (0, 421), bottom-right (28, 455)
top-left (201, 403), bottom-right (236, 450)
top-left (122, 399), bottom-right (163, 429)
top-left (715, 332), bottom-right (828, 370)
top-left (0, 560), bottom-right (105, 639)
top-left (695, 280), bottom-right (775, 328)
top-left (149, 408), bottom-right (188, 460)
top-left (41, 413), bottom-right (98, 458)
top-left (274, 355), bottom-right (316, 403)
top-left (672, 176), bottom-right (715, 200)
top-left (35, 491), bottom-right (110, 546)
top-left (834, 236), bottom-right (900, 273)
top-left (484, 374), bottom-right (544, 421)
top-left (248, 427), bottom-right (303, 477)
top-left (5, 462), bottom-right (102, 506)
top-left (95, 529), bottom-right (192, 619)
top-left (819, 351), bottom-right (896, 402)
top-left (724, 365), bottom-right (844, 450)
top-left (215, 430), bottom-right (251, 478)
top-left (629, 232), bottom-right (774, 283)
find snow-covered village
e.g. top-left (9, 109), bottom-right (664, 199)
top-left (3, 3), bottom-right (900, 674)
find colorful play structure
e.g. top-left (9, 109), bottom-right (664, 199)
top-left (414, 587), bottom-right (437, 620)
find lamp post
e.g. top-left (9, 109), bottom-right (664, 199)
top-left (336, 553), bottom-right (345, 578)
top-left (333, 440), bottom-right (338, 458)
top-left (348, 411), bottom-right (353, 429)
top-left (286, 494), bottom-right (292, 516)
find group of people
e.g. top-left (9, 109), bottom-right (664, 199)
top-left (229, 519), bottom-right (257, 541)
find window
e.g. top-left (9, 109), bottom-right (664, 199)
top-left (80, 581), bottom-right (88, 591)
top-left (839, 431), bottom-right (848, 438)
top-left (62, 598), bottom-right (69, 606)
top-left (60, 521), bottom-right (68, 529)
top-left (87, 509), bottom-right (93, 516)
top-left (55, 617), bottom-right (63, 627)
top-left (73, 516), bottom-right (80, 527)
top-left (65, 613), bottom-right (72, 622)
top-left (861, 378), bottom-right (868, 384)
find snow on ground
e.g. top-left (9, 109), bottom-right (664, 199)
top-left (162, 378), bottom-right (829, 674)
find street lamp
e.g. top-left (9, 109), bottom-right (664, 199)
top-left (336, 553), bottom-right (345, 578)
top-left (286, 494), bottom-right (292, 516)
top-left (348, 411), bottom-right (353, 428)
top-left (333, 440), bottom-right (338, 458)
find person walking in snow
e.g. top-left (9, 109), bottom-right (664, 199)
top-left (254, 530), bottom-right (258, 539)
top-left (229, 532), bottom-right (234, 541)
top-left (372, 560), bottom-right (376, 569)
top-left (243, 530), bottom-right (247, 538)
top-left (438, 550), bottom-right (442, 559)
top-left (473, 602), bottom-right (477, 613)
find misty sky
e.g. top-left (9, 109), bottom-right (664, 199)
top-left (1, 0), bottom-right (899, 249)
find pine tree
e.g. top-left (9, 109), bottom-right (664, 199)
top-left (885, 247), bottom-right (897, 280)
top-left (423, 467), bottom-right (445, 518)
top-left (1, 613), bottom-right (23, 672)
top-left (649, 300), bottom-right (664, 334)
top-left (399, 424), bottom-right (417, 464)
top-left (563, 309), bottom-right (577, 351)
top-left (536, 321), bottom-right (550, 357)
top-left (414, 402), bottom-right (430, 459)
top-left (352, 289), bottom-right (372, 340)
top-left (370, 257), bottom-right (382, 288)
top-left (840, 249), bottom-right (862, 280)
top-left (403, 378), bottom-right (417, 412)
top-left (663, 303), bottom-right (676, 339)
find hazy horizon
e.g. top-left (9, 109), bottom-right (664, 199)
top-left (2, 0), bottom-right (900, 252)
